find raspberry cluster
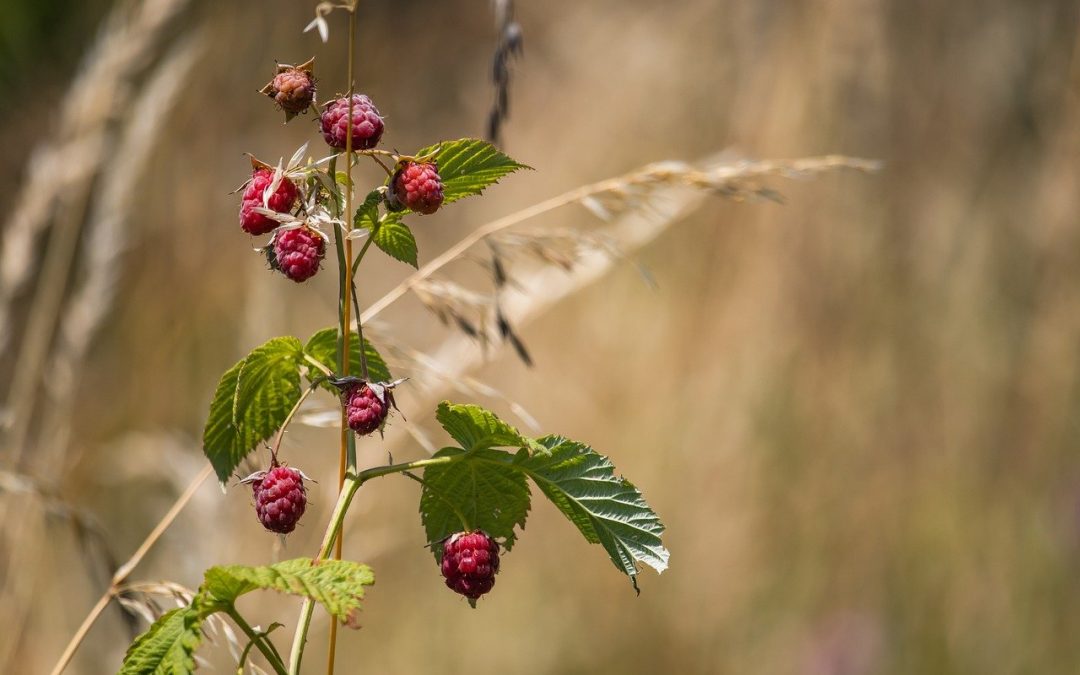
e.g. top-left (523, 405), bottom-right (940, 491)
top-left (268, 225), bottom-right (325, 282)
top-left (239, 168), bottom-right (299, 236)
top-left (342, 382), bottom-right (389, 436)
top-left (251, 465), bottom-right (307, 534)
top-left (440, 530), bottom-right (501, 601)
top-left (391, 161), bottom-right (444, 215)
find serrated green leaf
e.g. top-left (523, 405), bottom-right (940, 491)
top-left (202, 358), bottom-right (245, 485)
top-left (119, 608), bottom-right (203, 675)
top-left (202, 558), bottom-right (374, 628)
top-left (304, 327), bottom-right (391, 392)
top-left (352, 189), bottom-right (382, 230)
top-left (420, 448), bottom-right (530, 558)
top-left (436, 401), bottom-right (534, 453)
top-left (233, 336), bottom-right (304, 457)
top-left (371, 215), bottom-right (418, 268)
top-left (413, 138), bottom-right (528, 206)
top-left (517, 436), bottom-right (669, 589)
top-left (202, 337), bottom-right (304, 485)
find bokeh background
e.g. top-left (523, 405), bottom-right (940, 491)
top-left (3, 0), bottom-right (1080, 673)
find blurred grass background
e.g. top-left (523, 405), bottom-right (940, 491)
top-left (3, 0), bottom-right (1080, 673)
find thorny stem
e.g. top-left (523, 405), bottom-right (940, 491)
top-left (226, 607), bottom-right (289, 675)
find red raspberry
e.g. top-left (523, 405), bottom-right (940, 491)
top-left (391, 162), bottom-right (444, 215)
top-left (269, 225), bottom-right (325, 282)
top-left (252, 466), bottom-right (307, 534)
top-left (319, 95), bottom-right (384, 151)
top-left (265, 67), bottom-right (316, 115)
top-left (440, 530), bottom-right (500, 601)
top-left (239, 168), bottom-right (299, 236)
top-left (342, 382), bottom-right (389, 436)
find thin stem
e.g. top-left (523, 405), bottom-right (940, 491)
top-left (287, 454), bottom-right (462, 674)
top-left (227, 607), bottom-right (289, 675)
top-left (303, 353), bottom-right (335, 378)
top-left (270, 381), bottom-right (320, 462)
top-left (328, 4), bottom-right (358, 674)
top-left (49, 464), bottom-right (213, 675)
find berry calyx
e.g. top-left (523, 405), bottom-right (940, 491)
top-left (268, 225), bottom-right (325, 282)
top-left (319, 94), bottom-right (384, 151)
top-left (390, 161), bottom-right (444, 215)
top-left (251, 465), bottom-right (307, 534)
top-left (261, 60), bottom-right (317, 118)
top-left (342, 382), bottom-right (390, 436)
top-left (440, 530), bottom-right (501, 602)
top-left (239, 168), bottom-right (299, 236)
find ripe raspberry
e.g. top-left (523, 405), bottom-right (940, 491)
top-left (440, 530), bottom-right (501, 601)
top-left (342, 382), bottom-right (389, 436)
top-left (239, 168), bottom-right (299, 236)
top-left (268, 225), bottom-right (325, 282)
top-left (391, 162), bottom-right (444, 215)
top-left (320, 95), bottom-right (384, 151)
top-left (265, 67), bottom-right (316, 115)
top-left (252, 466), bottom-right (307, 534)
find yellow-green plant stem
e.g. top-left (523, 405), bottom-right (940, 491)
top-left (226, 607), bottom-right (288, 675)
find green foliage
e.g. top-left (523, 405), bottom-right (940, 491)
top-left (351, 189), bottom-right (382, 230)
top-left (202, 337), bottom-right (304, 485)
top-left (419, 402), bottom-right (669, 590)
top-left (304, 327), bottom-right (391, 390)
top-left (420, 447), bottom-right (530, 557)
top-left (435, 401), bottom-right (542, 454)
top-left (202, 558), bottom-right (375, 628)
top-left (118, 608), bottom-right (203, 675)
top-left (519, 436), bottom-right (669, 590)
top-left (370, 216), bottom-right (418, 268)
top-left (414, 138), bottom-right (529, 205)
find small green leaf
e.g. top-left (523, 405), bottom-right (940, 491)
top-left (304, 327), bottom-right (391, 391)
top-left (352, 189), bottom-right (382, 230)
top-left (371, 215), bottom-right (418, 268)
top-left (420, 448), bottom-right (531, 558)
top-left (202, 558), bottom-right (375, 628)
top-left (119, 608), bottom-right (203, 675)
top-left (202, 337), bottom-right (305, 485)
top-left (435, 401), bottom-right (534, 453)
top-left (413, 138), bottom-right (528, 205)
top-left (518, 436), bottom-right (669, 590)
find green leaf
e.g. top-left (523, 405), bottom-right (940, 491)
top-left (371, 215), bottom-right (418, 268)
top-left (351, 189), bottom-right (382, 230)
top-left (202, 337), bottom-right (304, 485)
top-left (119, 608), bottom-right (203, 675)
top-left (202, 558), bottom-right (375, 628)
top-left (420, 448), bottom-right (530, 557)
top-left (304, 327), bottom-right (391, 392)
top-left (518, 436), bottom-right (669, 590)
top-left (232, 336), bottom-right (304, 456)
top-left (413, 138), bottom-right (528, 205)
top-left (202, 358), bottom-right (245, 485)
top-left (435, 401), bottom-right (536, 453)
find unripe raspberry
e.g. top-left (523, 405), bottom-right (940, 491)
top-left (320, 95), bottom-right (384, 151)
top-left (391, 162), bottom-right (444, 215)
top-left (266, 68), bottom-right (316, 115)
top-left (252, 466), bottom-right (307, 534)
top-left (342, 382), bottom-right (389, 436)
top-left (239, 168), bottom-right (299, 236)
top-left (440, 530), bottom-right (500, 601)
top-left (268, 225), bottom-right (325, 282)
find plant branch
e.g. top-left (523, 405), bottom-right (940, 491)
top-left (226, 606), bottom-right (288, 675)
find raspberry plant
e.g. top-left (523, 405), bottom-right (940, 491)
top-left (118, 4), bottom-right (668, 674)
